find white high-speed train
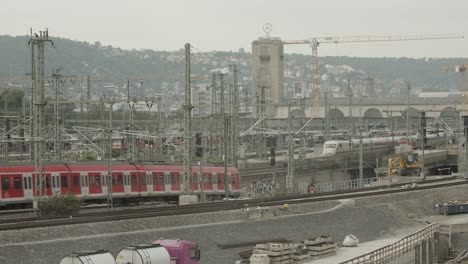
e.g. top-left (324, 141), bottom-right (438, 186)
top-left (322, 133), bottom-right (446, 157)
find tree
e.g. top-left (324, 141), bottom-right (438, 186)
top-left (0, 88), bottom-right (24, 111)
top-left (39, 193), bottom-right (81, 216)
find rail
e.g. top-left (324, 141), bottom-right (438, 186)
top-left (340, 224), bottom-right (438, 264)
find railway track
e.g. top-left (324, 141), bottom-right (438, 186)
top-left (0, 177), bottom-right (468, 231)
top-left (0, 176), bottom-right (464, 231)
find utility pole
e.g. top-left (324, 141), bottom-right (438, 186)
top-left (105, 98), bottom-right (115, 209)
top-left (51, 69), bottom-right (76, 161)
top-left (3, 98), bottom-right (9, 161)
top-left (86, 75), bottom-right (91, 125)
top-left (218, 72), bottom-right (230, 197)
top-left (258, 85), bottom-right (267, 158)
top-left (211, 74), bottom-right (216, 116)
top-left (127, 97), bottom-right (136, 163)
top-left (219, 73), bottom-right (225, 161)
top-left (29, 29), bottom-right (53, 211)
top-left (324, 91), bottom-right (330, 141)
top-left (359, 97), bottom-right (363, 180)
top-left (420, 112), bottom-right (426, 180)
top-left (230, 64), bottom-right (239, 167)
top-left (344, 77), bottom-right (354, 138)
top-left (99, 96), bottom-right (106, 158)
top-left (140, 80), bottom-right (144, 98)
top-left (183, 43), bottom-right (193, 194)
top-left (406, 83), bottom-right (411, 142)
top-left (286, 105), bottom-right (294, 194)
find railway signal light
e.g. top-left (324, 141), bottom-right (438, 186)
top-left (195, 132), bottom-right (202, 145)
top-left (270, 147), bottom-right (276, 166)
top-left (195, 132), bottom-right (203, 158)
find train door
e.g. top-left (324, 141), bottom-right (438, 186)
top-left (216, 172), bottom-right (225, 193)
top-left (123, 173), bottom-right (130, 194)
top-left (24, 173), bottom-right (33, 200)
top-left (170, 172), bottom-right (180, 192)
top-left (192, 172), bottom-right (199, 191)
top-left (88, 172), bottom-right (102, 195)
top-left (203, 172), bottom-right (213, 192)
top-left (71, 173), bottom-right (81, 195)
top-left (112, 173), bottom-right (124, 194)
top-left (1, 174), bottom-right (24, 199)
top-left (138, 172), bottom-right (147, 193)
top-left (81, 173), bottom-right (89, 196)
top-left (152, 172), bottom-right (165, 192)
top-left (32, 173), bottom-right (52, 197)
top-left (129, 171), bottom-right (147, 194)
top-left (60, 173), bottom-right (82, 195)
top-left (164, 172), bottom-right (170, 192)
top-left (60, 173), bottom-right (71, 194)
top-left (51, 173), bottom-right (60, 195)
top-left (146, 172), bottom-right (152, 195)
top-left (231, 172), bottom-right (240, 192)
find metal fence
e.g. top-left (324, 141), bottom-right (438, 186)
top-left (314, 177), bottom-right (381, 193)
top-left (340, 224), bottom-right (438, 264)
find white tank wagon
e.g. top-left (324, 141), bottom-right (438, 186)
top-left (116, 244), bottom-right (172, 264)
top-left (58, 250), bottom-right (115, 264)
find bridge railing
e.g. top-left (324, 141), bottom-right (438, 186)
top-left (340, 224), bottom-right (438, 264)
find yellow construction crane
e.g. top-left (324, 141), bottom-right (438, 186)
top-left (282, 34), bottom-right (464, 117)
top-left (442, 64), bottom-right (467, 112)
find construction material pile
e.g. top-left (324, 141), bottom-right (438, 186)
top-left (249, 236), bottom-right (337, 264)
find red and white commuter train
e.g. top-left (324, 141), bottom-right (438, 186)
top-left (0, 163), bottom-right (241, 208)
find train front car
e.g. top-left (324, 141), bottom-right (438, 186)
top-left (322, 141), bottom-right (339, 156)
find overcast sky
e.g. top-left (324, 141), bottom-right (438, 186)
top-left (2, 0), bottom-right (467, 58)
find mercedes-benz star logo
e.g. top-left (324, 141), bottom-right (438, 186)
top-left (263, 23), bottom-right (272, 34)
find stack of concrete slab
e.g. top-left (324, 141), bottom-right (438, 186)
top-left (304, 236), bottom-right (337, 259)
top-left (251, 243), bottom-right (295, 264)
top-left (292, 243), bottom-right (310, 262)
top-left (249, 253), bottom-right (270, 264)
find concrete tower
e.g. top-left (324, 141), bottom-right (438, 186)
top-left (251, 37), bottom-right (284, 116)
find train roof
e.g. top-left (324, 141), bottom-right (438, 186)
top-left (0, 162), bottom-right (239, 173)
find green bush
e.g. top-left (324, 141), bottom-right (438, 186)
top-left (39, 193), bottom-right (81, 216)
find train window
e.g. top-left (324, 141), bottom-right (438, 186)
top-left (73, 176), bottom-right (79, 187)
top-left (2, 178), bottom-right (10, 190)
top-left (231, 174), bottom-right (236, 184)
top-left (206, 174), bottom-right (212, 184)
top-left (94, 176), bottom-right (100, 187)
top-left (85, 175), bottom-right (88, 187)
top-left (131, 174), bottom-right (137, 185)
top-left (45, 177), bottom-right (50, 188)
top-left (61, 175), bottom-right (68, 188)
top-left (52, 176), bottom-right (56, 188)
top-left (103, 175), bottom-right (107, 186)
top-left (140, 174), bottom-right (146, 185)
top-left (13, 178), bottom-right (22, 190)
top-left (217, 175), bottom-right (223, 184)
top-left (114, 175), bottom-right (123, 185)
top-left (24, 177), bottom-right (28, 190)
top-left (124, 174), bottom-right (129, 186)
